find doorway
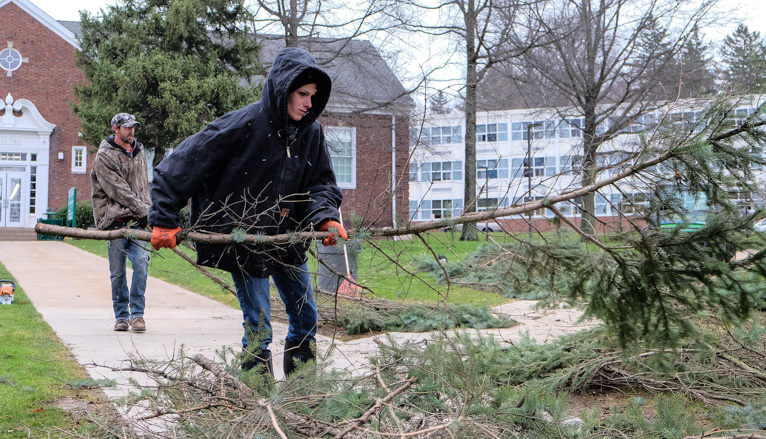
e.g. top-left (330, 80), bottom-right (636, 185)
top-left (0, 170), bottom-right (26, 227)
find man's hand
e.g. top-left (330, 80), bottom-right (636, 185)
top-left (318, 220), bottom-right (347, 246)
top-left (151, 226), bottom-right (182, 250)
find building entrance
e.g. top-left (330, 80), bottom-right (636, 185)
top-left (0, 169), bottom-right (26, 227)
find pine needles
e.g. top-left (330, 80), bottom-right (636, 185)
top-left (63, 313), bottom-right (766, 438)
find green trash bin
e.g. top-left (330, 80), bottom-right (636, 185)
top-left (37, 212), bottom-right (65, 241)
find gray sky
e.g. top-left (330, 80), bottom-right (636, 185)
top-left (25, 0), bottom-right (766, 96)
top-left (30, 0), bottom-right (766, 36)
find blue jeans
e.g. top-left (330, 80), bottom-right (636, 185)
top-left (107, 238), bottom-right (150, 322)
top-left (231, 262), bottom-right (317, 351)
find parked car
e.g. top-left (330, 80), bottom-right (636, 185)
top-left (440, 223), bottom-right (498, 232)
top-left (754, 218), bottom-right (766, 232)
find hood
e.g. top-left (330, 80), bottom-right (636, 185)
top-left (262, 47), bottom-right (332, 132)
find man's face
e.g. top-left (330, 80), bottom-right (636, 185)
top-left (287, 83), bottom-right (317, 121)
top-left (114, 125), bottom-right (136, 145)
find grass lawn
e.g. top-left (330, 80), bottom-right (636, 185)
top-left (0, 262), bottom-right (116, 437)
top-left (67, 233), bottom-right (509, 309)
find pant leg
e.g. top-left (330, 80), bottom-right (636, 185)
top-left (126, 239), bottom-right (150, 319)
top-left (107, 239), bottom-right (130, 321)
top-left (271, 262), bottom-right (317, 344)
top-left (231, 272), bottom-right (273, 351)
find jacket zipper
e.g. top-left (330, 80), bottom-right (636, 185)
top-left (286, 137), bottom-right (298, 158)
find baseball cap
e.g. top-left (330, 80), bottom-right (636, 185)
top-left (111, 113), bottom-right (140, 128)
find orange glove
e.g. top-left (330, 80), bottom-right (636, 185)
top-left (151, 226), bottom-right (182, 250)
top-left (318, 220), bottom-right (347, 246)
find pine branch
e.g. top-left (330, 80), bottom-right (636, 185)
top-left (172, 246), bottom-right (237, 296)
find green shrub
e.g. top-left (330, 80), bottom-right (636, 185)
top-left (54, 200), bottom-right (94, 229)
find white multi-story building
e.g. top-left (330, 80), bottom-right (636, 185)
top-left (409, 98), bottom-right (766, 232)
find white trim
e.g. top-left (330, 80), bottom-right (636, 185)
top-left (391, 115), bottom-right (397, 229)
top-left (0, 0), bottom-right (78, 48)
top-left (71, 146), bottom-right (86, 174)
top-left (325, 126), bottom-right (356, 190)
top-left (0, 93), bottom-right (54, 227)
top-left (1, 94), bottom-right (56, 132)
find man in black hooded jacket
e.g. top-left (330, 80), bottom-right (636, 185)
top-left (148, 47), bottom-right (347, 377)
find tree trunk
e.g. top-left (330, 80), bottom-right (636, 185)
top-left (579, 109), bottom-right (598, 236)
top-left (460, 0), bottom-right (479, 241)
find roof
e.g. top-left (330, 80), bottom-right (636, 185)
top-left (0, 0), bottom-right (77, 47)
top-left (259, 37), bottom-right (414, 115)
top-left (58, 21), bottom-right (413, 115)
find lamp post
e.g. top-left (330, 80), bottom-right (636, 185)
top-left (478, 165), bottom-right (489, 240)
top-left (526, 123), bottom-right (542, 238)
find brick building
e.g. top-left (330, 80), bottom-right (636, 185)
top-left (0, 0), bottom-right (412, 230)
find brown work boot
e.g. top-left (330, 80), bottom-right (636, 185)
top-left (130, 317), bottom-right (146, 332)
top-left (114, 319), bottom-right (129, 331)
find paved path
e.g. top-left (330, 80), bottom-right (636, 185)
top-left (0, 241), bottom-right (595, 427)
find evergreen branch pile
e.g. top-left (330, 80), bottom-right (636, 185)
top-left (332, 301), bottom-right (516, 335)
top-left (58, 315), bottom-right (766, 438)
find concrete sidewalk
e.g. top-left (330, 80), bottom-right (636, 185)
top-left (0, 241), bottom-right (595, 426)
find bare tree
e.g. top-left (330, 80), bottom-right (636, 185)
top-left (247, 0), bottom-right (395, 46)
top-left (387, 0), bottom-right (541, 241)
top-left (507, 0), bottom-right (719, 235)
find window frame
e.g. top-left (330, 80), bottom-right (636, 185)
top-left (325, 126), bottom-right (356, 190)
top-left (71, 146), bottom-right (87, 174)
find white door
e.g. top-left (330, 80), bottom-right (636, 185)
top-left (0, 171), bottom-right (26, 228)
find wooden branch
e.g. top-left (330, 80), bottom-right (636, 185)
top-left (172, 246), bottom-right (236, 296)
top-left (333, 377), bottom-right (417, 439)
top-left (34, 223), bottom-right (331, 245)
top-left (35, 145), bottom-right (669, 244)
top-left (191, 354), bottom-right (253, 399)
top-left (258, 399), bottom-right (288, 439)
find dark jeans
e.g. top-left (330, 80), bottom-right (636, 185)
top-left (231, 262), bottom-right (317, 351)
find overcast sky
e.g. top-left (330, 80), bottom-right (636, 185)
top-left (25, 0), bottom-right (766, 94)
top-left (30, 0), bottom-right (766, 36)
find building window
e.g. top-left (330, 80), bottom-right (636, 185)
top-left (410, 199), bottom-right (464, 220)
top-left (559, 118), bottom-right (584, 138)
top-left (0, 152), bottom-right (25, 161)
top-left (422, 125), bottom-right (463, 145)
top-left (326, 126), bottom-right (356, 189)
top-left (477, 197), bottom-right (498, 211)
top-left (733, 107), bottom-right (756, 128)
top-left (0, 46), bottom-right (23, 75)
top-left (72, 146), bottom-right (87, 174)
top-left (477, 159), bottom-right (508, 179)
top-left (29, 166), bottom-right (36, 214)
top-left (616, 193), bottom-right (650, 215)
top-left (511, 157), bottom-right (555, 179)
top-left (511, 121), bottom-right (556, 140)
top-left (417, 161), bottom-right (462, 182)
top-left (477, 123), bottom-right (508, 142)
top-left (522, 196), bottom-right (548, 216)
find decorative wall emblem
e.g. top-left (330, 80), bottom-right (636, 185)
top-left (0, 42), bottom-right (28, 77)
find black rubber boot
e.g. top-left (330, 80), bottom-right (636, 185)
top-left (241, 349), bottom-right (273, 377)
top-left (283, 339), bottom-right (315, 377)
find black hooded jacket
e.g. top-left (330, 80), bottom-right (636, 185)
top-left (148, 48), bottom-right (342, 276)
